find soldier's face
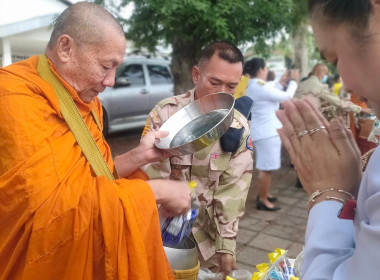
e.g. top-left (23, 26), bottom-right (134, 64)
top-left (192, 54), bottom-right (242, 99)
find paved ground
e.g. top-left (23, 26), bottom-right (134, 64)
top-left (106, 129), bottom-right (308, 273)
top-left (235, 166), bottom-right (307, 272)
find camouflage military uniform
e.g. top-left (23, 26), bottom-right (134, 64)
top-left (294, 75), bottom-right (361, 122)
top-left (142, 89), bottom-right (253, 263)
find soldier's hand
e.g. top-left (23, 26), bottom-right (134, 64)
top-left (148, 180), bottom-right (191, 217)
top-left (216, 252), bottom-right (236, 277)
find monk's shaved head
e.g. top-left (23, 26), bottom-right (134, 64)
top-left (47, 2), bottom-right (124, 49)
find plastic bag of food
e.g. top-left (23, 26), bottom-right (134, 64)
top-left (229, 270), bottom-right (252, 280)
top-left (197, 267), bottom-right (252, 280)
top-left (197, 268), bottom-right (223, 280)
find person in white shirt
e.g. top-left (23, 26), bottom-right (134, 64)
top-left (276, 0), bottom-right (380, 278)
top-left (245, 58), bottom-right (299, 211)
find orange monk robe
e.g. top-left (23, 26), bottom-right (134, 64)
top-left (349, 93), bottom-right (376, 155)
top-left (0, 55), bottom-right (174, 280)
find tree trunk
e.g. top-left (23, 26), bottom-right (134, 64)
top-left (171, 36), bottom-right (202, 96)
top-left (291, 20), bottom-right (309, 79)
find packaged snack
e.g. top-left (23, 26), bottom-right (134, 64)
top-left (159, 181), bottom-right (199, 246)
top-left (293, 249), bottom-right (303, 278)
top-left (251, 248), bottom-right (298, 280)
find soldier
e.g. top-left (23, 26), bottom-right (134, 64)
top-left (142, 41), bottom-right (253, 276)
top-left (294, 63), bottom-right (362, 121)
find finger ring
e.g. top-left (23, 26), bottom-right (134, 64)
top-left (309, 125), bottom-right (326, 135)
top-left (297, 129), bottom-right (309, 138)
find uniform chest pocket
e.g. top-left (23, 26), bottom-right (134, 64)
top-left (208, 154), bottom-right (230, 188)
top-left (170, 155), bottom-right (192, 181)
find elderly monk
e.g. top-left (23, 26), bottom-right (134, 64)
top-left (0, 3), bottom-right (191, 280)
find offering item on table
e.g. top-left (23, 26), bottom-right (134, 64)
top-left (252, 248), bottom-right (299, 280)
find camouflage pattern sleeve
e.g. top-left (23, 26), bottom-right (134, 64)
top-left (213, 128), bottom-right (253, 254)
top-left (320, 90), bottom-right (361, 113)
top-left (142, 92), bottom-right (194, 180)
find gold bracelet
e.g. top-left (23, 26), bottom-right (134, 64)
top-left (325, 196), bottom-right (345, 204)
top-left (307, 188), bottom-right (355, 213)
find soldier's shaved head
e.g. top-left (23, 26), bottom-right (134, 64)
top-left (198, 41), bottom-right (244, 69)
top-left (47, 2), bottom-right (124, 49)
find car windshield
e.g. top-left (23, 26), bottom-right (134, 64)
top-left (115, 64), bottom-right (126, 78)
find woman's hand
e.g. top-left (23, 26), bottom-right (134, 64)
top-left (276, 100), bottom-right (361, 197)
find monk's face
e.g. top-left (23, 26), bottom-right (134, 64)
top-left (68, 26), bottom-right (126, 103)
top-left (192, 53), bottom-right (242, 100)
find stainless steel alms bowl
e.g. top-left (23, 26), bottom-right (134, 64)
top-left (164, 237), bottom-right (198, 270)
top-left (155, 92), bottom-right (235, 156)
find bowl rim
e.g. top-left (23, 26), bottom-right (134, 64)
top-left (155, 92), bottom-right (235, 151)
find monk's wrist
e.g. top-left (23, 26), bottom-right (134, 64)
top-left (147, 180), bottom-right (165, 204)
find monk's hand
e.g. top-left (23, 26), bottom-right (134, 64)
top-left (139, 130), bottom-right (171, 163)
top-left (149, 180), bottom-right (191, 217)
top-left (216, 252), bottom-right (236, 277)
top-left (276, 100), bottom-right (361, 198)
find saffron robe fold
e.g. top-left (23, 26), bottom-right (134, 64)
top-left (0, 55), bottom-right (173, 280)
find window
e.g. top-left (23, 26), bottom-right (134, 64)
top-left (120, 64), bottom-right (145, 86)
top-left (147, 64), bottom-right (172, 85)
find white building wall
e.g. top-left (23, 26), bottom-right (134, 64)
top-left (266, 55), bottom-right (287, 80)
top-left (0, 0), bottom-right (68, 66)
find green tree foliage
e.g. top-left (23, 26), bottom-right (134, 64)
top-left (121, 0), bottom-right (292, 54)
top-left (99, 0), bottom-right (295, 94)
top-left (289, 0), bottom-right (308, 34)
